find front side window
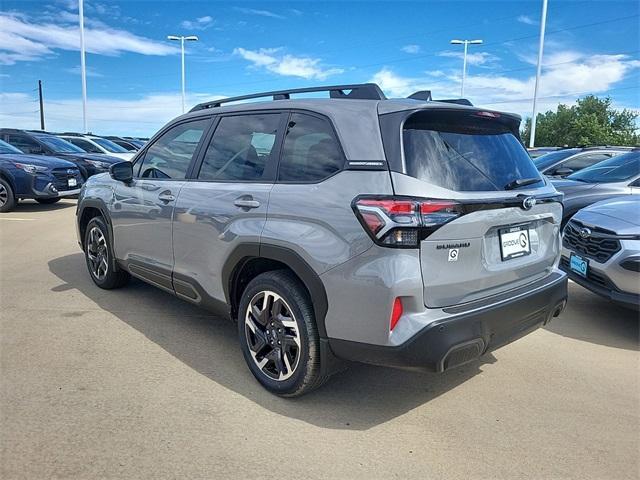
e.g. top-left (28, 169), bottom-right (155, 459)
top-left (136, 119), bottom-right (209, 179)
top-left (278, 113), bottom-right (344, 182)
top-left (402, 111), bottom-right (543, 191)
top-left (198, 114), bottom-right (280, 182)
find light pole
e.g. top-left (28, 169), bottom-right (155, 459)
top-left (167, 35), bottom-right (199, 113)
top-left (450, 39), bottom-right (483, 97)
top-left (529, 0), bottom-right (549, 148)
top-left (79, 0), bottom-right (88, 132)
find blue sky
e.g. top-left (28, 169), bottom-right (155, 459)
top-left (1, 0), bottom-right (638, 136)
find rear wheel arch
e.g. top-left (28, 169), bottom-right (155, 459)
top-left (223, 243), bottom-right (329, 338)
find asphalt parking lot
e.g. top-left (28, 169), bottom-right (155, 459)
top-left (1, 198), bottom-right (638, 480)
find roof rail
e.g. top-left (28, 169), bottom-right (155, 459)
top-left (189, 83), bottom-right (386, 112)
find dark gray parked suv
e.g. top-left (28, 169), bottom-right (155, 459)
top-left (76, 84), bottom-right (567, 396)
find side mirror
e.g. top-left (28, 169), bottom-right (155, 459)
top-left (553, 167), bottom-right (574, 177)
top-left (109, 161), bottom-right (133, 183)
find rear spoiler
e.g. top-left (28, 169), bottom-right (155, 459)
top-left (407, 90), bottom-right (473, 106)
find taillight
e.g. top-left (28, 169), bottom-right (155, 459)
top-left (353, 196), bottom-right (461, 247)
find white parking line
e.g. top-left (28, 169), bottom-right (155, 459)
top-left (0, 218), bottom-right (36, 221)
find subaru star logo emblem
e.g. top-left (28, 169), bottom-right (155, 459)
top-left (67, 169), bottom-right (75, 175)
top-left (579, 227), bottom-right (592, 239)
top-left (522, 197), bottom-right (536, 210)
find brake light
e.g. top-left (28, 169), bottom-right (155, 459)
top-left (390, 297), bottom-right (403, 331)
top-left (353, 196), bottom-right (461, 247)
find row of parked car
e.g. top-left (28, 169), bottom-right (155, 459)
top-left (526, 145), bottom-right (639, 309)
top-left (0, 129), bottom-right (146, 212)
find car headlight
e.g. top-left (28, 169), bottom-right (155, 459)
top-left (84, 159), bottom-right (111, 170)
top-left (12, 162), bottom-right (49, 174)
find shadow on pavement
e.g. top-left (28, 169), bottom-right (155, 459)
top-left (49, 253), bottom-right (494, 431)
top-left (544, 283), bottom-right (639, 351)
top-left (11, 199), bottom-right (76, 212)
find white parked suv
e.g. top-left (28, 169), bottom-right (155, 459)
top-left (59, 134), bottom-right (134, 162)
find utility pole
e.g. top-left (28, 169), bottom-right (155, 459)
top-left (79, 0), bottom-right (88, 133)
top-left (167, 35), bottom-right (199, 113)
top-left (450, 39), bottom-right (483, 97)
top-left (530, 0), bottom-right (549, 148)
top-left (38, 80), bottom-right (45, 131)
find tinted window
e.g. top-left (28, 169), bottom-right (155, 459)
top-left (34, 134), bottom-right (85, 153)
top-left (6, 134), bottom-right (42, 154)
top-left (198, 114), bottom-right (280, 182)
top-left (278, 113), bottom-right (344, 182)
top-left (561, 153), bottom-right (611, 170)
top-left (403, 112), bottom-right (543, 191)
top-left (92, 137), bottom-right (129, 153)
top-left (136, 119), bottom-right (209, 179)
top-left (67, 137), bottom-right (102, 153)
top-left (567, 152), bottom-right (640, 183)
top-left (533, 149), bottom-right (580, 170)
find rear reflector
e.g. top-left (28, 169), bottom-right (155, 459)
top-left (390, 297), bottom-right (403, 331)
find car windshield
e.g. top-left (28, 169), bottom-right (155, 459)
top-left (567, 152), bottom-right (640, 183)
top-left (0, 139), bottom-right (23, 154)
top-left (92, 137), bottom-right (129, 153)
top-left (533, 149), bottom-right (580, 170)
top-left (34, 134), bottom-right (85, 153)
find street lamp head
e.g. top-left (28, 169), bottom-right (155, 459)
top-left (450, 39), bottom-right (464, 44)
top-left (184, 36), bottom-right (199, 42)
top-left (469, 39), bottom-right (484, 44)
top-left (167, 35), bottom-right (181, 41)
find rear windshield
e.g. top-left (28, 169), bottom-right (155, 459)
top-left (567, 152), bottom-right (639, 183)
top-left (402, 111), bottom-right (544, 191)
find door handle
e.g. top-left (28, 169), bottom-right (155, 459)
top-left (234, 198), bottom-right (260, 209)
top-left (158, 191), bottom-right (176, 203)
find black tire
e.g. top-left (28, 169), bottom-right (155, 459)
top-left (0, 178), bottom-right (16, 213)
top-left (238, 270), bottom-right (329, 397)
top-left (36, 197), bottom-right (61, 205)
top-left (84, 216), bottom-right (130, 289)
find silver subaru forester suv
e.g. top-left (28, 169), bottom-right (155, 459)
top-left (76, 84), bottom-right (567, 396)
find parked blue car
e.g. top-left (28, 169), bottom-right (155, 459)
top-left (0, 139), bottom-right (83, 212)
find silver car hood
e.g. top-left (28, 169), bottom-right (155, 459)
top-left (572, 197), bottom-right (640, 234)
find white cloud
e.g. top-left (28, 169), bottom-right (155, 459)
top-left (65, 65), bottom-right (103, 77)
top-left (0, 92), bottom-right (223, 137)
top-left (0, 12), bottom-right (177, 65)
top-left (401, 44), bottom-right (421, 54)
top-left (233, 7), bottom-right (285, 19)
top-left (438, 50), bottom-right (499, 66)
top-left (369, 52), bottom-right (640, 118)
top-left (180, 15), bottom-right (214, 31)
top-left (234, 47), bottom-right (344, 80)
top-left (517, 15), bottom-right (537, 25)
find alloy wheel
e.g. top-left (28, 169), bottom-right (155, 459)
top-left (244, 290), bottom-right (301, 381)
top-left (0, 183), bottom-right (7, 207)
top-left (87, 226), bottom-right (108, 281)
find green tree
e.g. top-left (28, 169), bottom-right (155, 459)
top-left (522, 95), bottom-right (639, 147)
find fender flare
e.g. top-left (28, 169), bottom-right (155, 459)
top-left (222, 243), bottom-right (330, 338)
top-left (76, 198), bottom-right (120, 270)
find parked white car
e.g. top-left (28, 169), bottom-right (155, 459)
top-left (59, 134), bottom-right (134, 162)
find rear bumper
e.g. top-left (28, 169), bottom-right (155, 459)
top-left (329, 272), bottom-right (567, 372)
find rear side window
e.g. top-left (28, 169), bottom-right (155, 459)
top-left (136, 119), bottom-right (209, 179)
top-left (561, 153), bottom-right (611, 170)
top-left (198, 114), bottom-right (280, 182)
top-left (278, 113), bottom-right (344, 182)
top-left (402, 111), bottom-right (543, 191)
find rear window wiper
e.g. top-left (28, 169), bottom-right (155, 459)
top-left (504, 177), bottom-right (541, 190)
